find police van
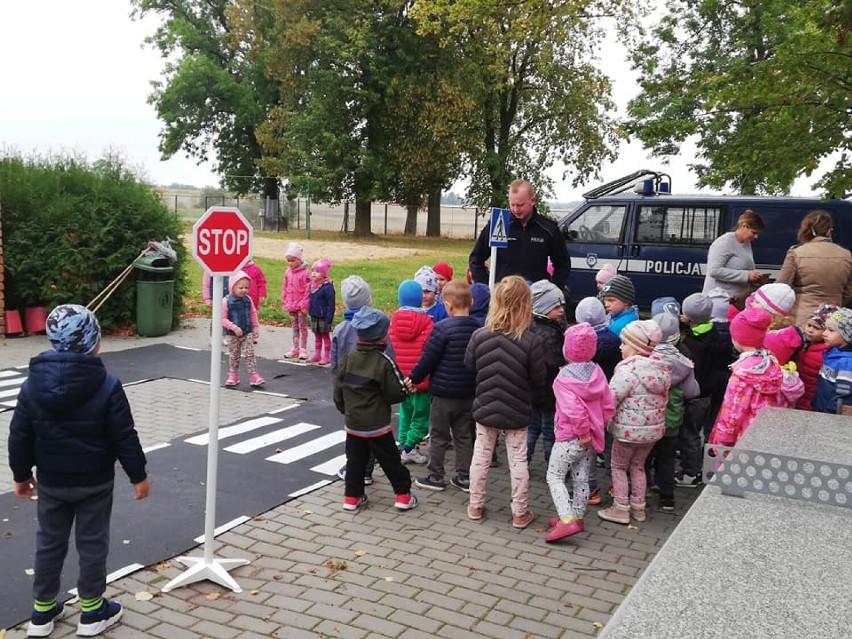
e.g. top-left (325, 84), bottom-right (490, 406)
top-left (558, 170), bottom-right (852, 309)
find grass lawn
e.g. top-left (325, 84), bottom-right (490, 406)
top-left (182, 228), bottom-right (475, 325)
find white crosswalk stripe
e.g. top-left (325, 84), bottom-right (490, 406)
top-left (223, 422), bottom-right (320, 454)
top-left (185, 415), bottom-right (283, 445)
top-left (266, 431), bottom-right (346, 464)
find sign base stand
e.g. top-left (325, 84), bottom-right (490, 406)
top-left (161, 556), bottom-right (250, 593)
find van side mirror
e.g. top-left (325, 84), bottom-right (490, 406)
top-left (564, 229), bottom-right (579, 242)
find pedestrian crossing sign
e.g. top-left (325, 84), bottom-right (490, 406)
top-left (489, 207), bottom-right (510, 248)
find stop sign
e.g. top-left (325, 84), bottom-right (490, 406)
top-left (192, 207), bottom-right (254, 275)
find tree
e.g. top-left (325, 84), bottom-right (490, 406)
top-left (130, 0), bottom-right (282, 198)
top-left (626, 0), bottom-right (852, 196)
top-left (411, 0), bottom-right (637, 207)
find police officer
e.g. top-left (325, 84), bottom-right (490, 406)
top-left (468, 179), bottom-right (571, 298)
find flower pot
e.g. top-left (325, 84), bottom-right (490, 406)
top-left (24, 306), bottom-right (49, 334)
top-left (4, 310), bottom-right (24, 335)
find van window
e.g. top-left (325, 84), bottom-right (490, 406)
top-left (565, 205), bottom-right (627, 242)
top-left (635, 205), bottom-right (721, 246)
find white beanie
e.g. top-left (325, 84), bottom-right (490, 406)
top-left (341, 275), bottom-right (371, 310)
top-left (575, 296), bottom-right (608, 329)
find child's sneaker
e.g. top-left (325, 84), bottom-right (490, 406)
top-left (597, 503), bottom-right (630, 524)
top-left (394, 493), bottom-right (419, 511)
top-left (400, 448), bottom-right (428, 464)
top-left (224, 373), bottom-right (239, 387)
top-left (27, 602), bottom-right (64, 637)
top-left (660, 496), bottom-right (676, 512)
top-left (298, 349), bottom-right (309, 360)
top-left (450, 476), bottom-right (470, 492)
top-left (415, 475), bottom-right (446, 491)
top-left (285, 348), bottom-right (300, 358)
top-left (630, 502), bottom-right (647, 522)
top-left (76, 599), bottom-right (123, 637)
top-left (675, 472), bottom-right (703, 488)
top-left (306, 353), bottom-right (321, 363)
top-left (343, 494), bottom-right (368, 511)
top-left (587, 487), bottom-right (602, 505)
top-left (545, 518), bottom-right (584, 542)
top-left (318, 356), bottom-right (331, 366)
top-left (249, 373), bottom-right (265, 387)
top-left (467, 504), bottom-right (484, 520)
top-left (512, 510), bottom-right (535, 529)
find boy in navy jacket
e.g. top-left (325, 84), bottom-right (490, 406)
top-left (9, 305), bottom-right (148, 637)
top-left (407, 281), bottom-right (480, 491)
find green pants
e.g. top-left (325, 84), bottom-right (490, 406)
top-left (398, 391), bottom-right (431, 449)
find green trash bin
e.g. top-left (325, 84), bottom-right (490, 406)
top-left (133, 256), bottom-right (174, 337)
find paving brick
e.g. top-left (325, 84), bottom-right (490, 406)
top-left (191, 619), bottom-right (242, 639)
top-left (472, 620), bottom-right (530, 639)
top-left (314, 619), bottom-right (369, 639)
top-left (508, 615), bottom-right (565, 638)
top-left (389, 608), bottom-right (443, 634)
top-left (147, 623), bottom-right (207, 639)
top-left (350, 612), bottom-right (407, 637)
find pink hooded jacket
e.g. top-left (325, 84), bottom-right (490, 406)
top-left (242, 261), bottom-right (268, 311)
top-left (552, 362), bottom-right (615, 453)
top-left (709, 350), bottom-right (783, 447)
top-left (281, 260), bottom-right (311, 313)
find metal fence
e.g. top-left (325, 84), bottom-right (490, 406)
top-left (160, 192), bottom-right (570, 240)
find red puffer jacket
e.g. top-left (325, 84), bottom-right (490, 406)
top-left (796, 341), bottom-right (828, 410)
top-left (389, 309), bottom-right (433, 391)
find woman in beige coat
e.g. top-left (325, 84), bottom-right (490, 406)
top-left (777, 210), bottom-right (852, 326)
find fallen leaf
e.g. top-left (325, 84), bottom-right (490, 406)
top-left (262, 615), bottom-right (271, 622)
top-left (250, 589), bottom-right (260, 595)
top-left (353, 550), bottom-right (367, 557)
top-left (156, 561), bottom-right (171, 571)
top-left (135, 591), bottom-right (154, 602)
top-left (385, 576), bottom-right (394, 582)
top-left (302, 509), bottom-right (313, 515)
top-left (325, 559), bottom-right (347, 572)
top-left (592, 621), bottom-right (605, 629)
top-left (205, 591), bottom-right (222, 601)
top-left (25, 568), bottom-right (35, 575)
top-left (307, 567), bottom-right (318, 574)
top-left (272, 574), bottom-right (283, 581)
top-left (252, 515), bottom-right (266, 521)
top-left (627, 524), bottom-right (638, 531)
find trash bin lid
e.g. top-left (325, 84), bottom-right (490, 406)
top-left (133, 256), bottom-right (173, 272)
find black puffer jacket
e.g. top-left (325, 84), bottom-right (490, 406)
top-left (465, 327), bottom-right (547, 429)
top-left (9, 350), bottom-right (147, 488)
top-left (528, 315), bottom-right (566, 409)
top-left (409, 316), bottom-right (480, 398)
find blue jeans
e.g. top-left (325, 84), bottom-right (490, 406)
top-left (527, 409), bottom-right (555, 463)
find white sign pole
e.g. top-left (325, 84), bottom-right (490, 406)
top-left (488, 246), bottom-right (497, 293)
top-left (162, 274), bottom-right (249, 593)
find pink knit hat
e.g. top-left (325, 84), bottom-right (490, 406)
top-left (764, 326), bottom-right (803, 364)
top-left (730, 307), bottom-right (772, 349)
top-left (285, 242), bottom-right (303, 260)
top-left (595, 263), bottom-right (617, 285)
top-left (750, 283), bottom-right (795, 316)
top-left (563, 322), bottom-right (598, 363)
top-left (311, 258), bottom-right (331, 278)
top-left (620, 320), bottom-right (662, 356)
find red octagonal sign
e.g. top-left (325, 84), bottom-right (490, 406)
top-left (192, 207), bottom-right (254, 275)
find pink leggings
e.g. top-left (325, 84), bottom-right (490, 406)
top-left (610, 440), bottom-right (655, 507)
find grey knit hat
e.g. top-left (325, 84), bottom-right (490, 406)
top-left (341, 275), bottom-right (371, 310)
top-left (530, 280), bottom-right (564, 316)
top-left (599, 275), bottom-right (635, 305)
top-left (575, 296), bottom-right (608, 329)
top-left (827, 307), bottom-right (852, 344)
top-left (653, 312), bottom-right (681, 344)
top-left (682, 293), bottom-right (714, 324)
top-left (414, 266), bottom-right (439, 293)
top-left (46, 304), bottom-right (101, 354)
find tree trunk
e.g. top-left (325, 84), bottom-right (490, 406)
top-left (426, 186), bottom-right (441, 237)
top-left (404, 192), bottom-right (419, 235)
top-left (354, 199), bottom-right (372, 237)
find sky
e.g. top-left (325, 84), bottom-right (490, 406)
top-left (0, 1), bottom-right (827, 202)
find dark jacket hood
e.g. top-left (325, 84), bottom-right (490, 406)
top-left (27, 350), bottom-right (107, 413)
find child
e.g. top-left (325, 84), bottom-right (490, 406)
top-left (333, 306), bottom-right (418, 511)
top-left (433, 262), bottom-right (454, 301)
top-left (464, 275), bottom-right (547, 529)
top-left (813, 307), bottom-right (852, 414)
top-left (595, 263), bottom-right (617, 291)
top-left (764, 325), bottom-right (806, 408)
top-left (408, 280), bottom-right (480, 492)
top-left (202, 272), bottom-right (229, 306)
top-left (648, 313), bottom-right (700, 511)
top-left (678, 292), bottom-right (730, 488)
top-left (242, 259), bottom-right (268, 312)
top-left (598, 320), bottom-right (671, 525)
top-left (545, 323), bottom-right (615, 542)
top-left (390, 280), bottom-right (435, 463)
top-left (709, 307), bottom-right (782, 446)
top-left (796, 303), bottom-right (836, 410)
top-left (9, 304), bottom-right (148, 637)
top-left (527, 280), bottom-right (567, 464)
top-left (599, 275), bottom-right (639, 337)
top-left (574, 295), bottom-right (621, 504)
top-left (308, 258), bottom-right (335, 365)
top-left (223, 270), bottom-right (264, 387)
top-left (281, 242), bottom-right (311, 359)
top-left (415, 266), bottom-right (449, 323)
top-left (470, 283), bottom-right (491, 327)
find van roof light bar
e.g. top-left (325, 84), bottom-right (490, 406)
top-left (582, 170), bottom-right (672, 200)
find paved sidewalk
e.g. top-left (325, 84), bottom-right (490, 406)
top-left (1, 322), bottom-right (702, 638)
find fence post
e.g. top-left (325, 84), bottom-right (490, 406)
top-left (384, 204), bottom-right (388, 235)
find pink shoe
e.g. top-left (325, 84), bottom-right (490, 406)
top-left (299, 349), bottom-right (309, 360)
top-left (545, 518), bottom-right (584, 542)
top-left (285, 348), bottom-right (299, 358)
top-left (318, 356), bottom-right (331, 366)
top-left (249, 373), bottom-right (265, 387)
top-left (306, 354), bottom-right (321, 363)
top-left (225, 373), bottom-right (239, 387)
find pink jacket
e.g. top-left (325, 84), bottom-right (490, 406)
top-left (221, 270), bottom-right (260, 335)
top-left (242, 261), bottom-right (268, 311)
top-left (552, 362), bottom-right (615, 453)
top-left (709, 350), bottom-right (782, 447)
top-left (608, 353), bottom-right (672, 444)
top-left (281, 261), bottom-right (311, 313)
